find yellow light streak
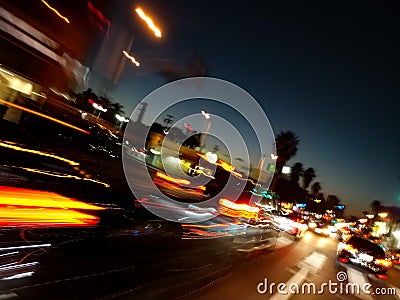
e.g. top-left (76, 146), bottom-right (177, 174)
top-left (0, 140), bottom-right (79, 166)
top-left (10, 166), bottom-right (110, 188)
top-left (219, 198), bottom-right (259, 219)
top-left (0, 207), bottom-right (99, 226)
top-left (122, 51), bottom-right (140, 67)
top-left (41, 0), bottom-right (70, 24)
top-left (135, 7), bottom-right (162, 37)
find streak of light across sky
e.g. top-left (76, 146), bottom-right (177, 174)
top-left (40, 0), bottom-right (70, 24)
top-left (134, 7), bottom-right (162, 38)
top-left (123, 51), bottom-right (140, 67)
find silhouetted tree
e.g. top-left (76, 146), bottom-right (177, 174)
top-left (111, 102), bottom-right (125, 115)
top-left (311, 181), bottom-right (321, 197)
top-left (99, 95), bottom-right (112, 108)
top-left (290, 162), bottom-right (304, 183)
top-left (302, 167), bottom-right (316, 190)
top-left (325, 195), bottom-right (340, 211)
top-left (349, 215), bottom-right (358, 223)
top-left (275, 131), bottom-right (299, 175)
top-left (370, 200), bottom-right (385, 214)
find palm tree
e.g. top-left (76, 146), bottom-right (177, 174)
top-left (275, 131), bottom-right (299, 175)
top-left (302, 167), bottom-right (316, 190)
top-left (370, 200), bottom-right (385, 214)
top-left (311, 181), bottom-right (321, 197)
top-left (290, 162), bottom-right (304, 183)
top-left (98, 95), bottom-right (111, 107)
top-left (111, 102), bottom-right (125, 115)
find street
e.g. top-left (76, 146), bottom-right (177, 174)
top-left (192, 231), bottom-right (400, 300)
top-left (0, 226), bottom-right (399, 299)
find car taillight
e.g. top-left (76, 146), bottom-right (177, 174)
top-left (376, 274), bottom-right (388, 280)
top-left (338, 257), bottom-right (349, 263)
top-left (374, 259), bottom-right (392, 268)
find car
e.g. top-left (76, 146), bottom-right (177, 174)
top-left (393, 250), bottom-right (400, 265)
top-left (337, 235), bottom-right (392, 279)
top-left (269, 215), bottom-right (308, 239)
top-left (314, 225), bottom-right (331, 237)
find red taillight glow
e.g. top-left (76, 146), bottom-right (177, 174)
top-left (338, 257), bottom-right (349, 263)
top-left (376, 274), bottom-right (388, 280)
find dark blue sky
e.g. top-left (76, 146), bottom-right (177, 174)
top-left (91, 0), bottom-right (400, 216)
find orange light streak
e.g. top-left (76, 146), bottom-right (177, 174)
top-left (0, 207), bottom-right (99, 227)
top-left (41, 0), bottom-right (70, 24)
top-left (155, 171), bottom-right (190, 185)
top-left (0, 99), bottom-right (89, 135)
top-left (219, 198), bottom-right (259, 219)
top-left (0, 186), bottom-right (104, 227)
top-left (0, 186), bottom-right (105, 210)
top-left (182, 221), bottom-right (241, 229)
top-left (135, 7), bottom-right (162, 37)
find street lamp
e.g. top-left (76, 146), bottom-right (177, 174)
top-left (115, 114), bottom-right (129, 129)
top-left (92, 102), bottom-right (107, 119)
top-left (378, 212), bottom-right (388, 218)
top-left (201, 110), bottom-right (210, 119)
top-left (270, 153), bottom-right (278, 160)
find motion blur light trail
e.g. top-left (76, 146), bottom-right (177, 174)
top-left (40, 0), bottom-right (70, 24)
top-left (219, 198), bottom-right (259, 219)
top-left (0, 207), bottom-right (100, 227)
top-left (0, 140), bottom-right (80, 166)
top-left (0, 186), bottom-right (104, 227)
top-left (155, 171), bottom-right (191, 185)
top-left (4, 165), bottom-right (110, 188)
top-left (122, 51), bottom-right (140, 67)
top-left (0, 99), bottom-right (90, 135)
top-left (134, 7), bottom-right (162, 37)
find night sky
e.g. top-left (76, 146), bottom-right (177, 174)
top-left (91, 0), bottom-right (400, 216)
